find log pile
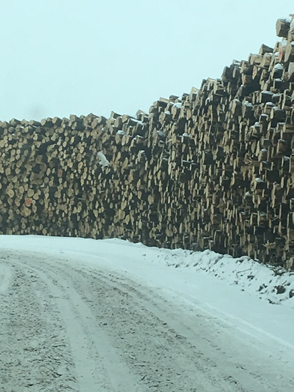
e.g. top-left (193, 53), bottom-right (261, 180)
top-left (1, 15), bottom-right (294, 269)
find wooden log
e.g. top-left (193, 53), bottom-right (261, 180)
top-left (276, 18), bottom-right (291, 38)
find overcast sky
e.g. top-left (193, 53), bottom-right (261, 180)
top-left (1, 0), bottom-right (293, 121)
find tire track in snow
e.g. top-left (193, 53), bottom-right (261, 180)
top-left (0, 261), bottom-right (12, 293)
top-left (1, 249), bottom-right (294, 392)
top-left (11, 252), bottom-right (143, 392)
top-left (0, 252), bottom-right (78, 392)
top-left (49, 257), bottom-right (294, 392)
top-left (41, 256), bottom-right (249, 392)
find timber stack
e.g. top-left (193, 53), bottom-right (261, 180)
top-left (1, 15), bottom-right (294, 269)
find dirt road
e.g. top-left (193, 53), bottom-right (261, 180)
top-left (1, 248), bottom-right (293, 391)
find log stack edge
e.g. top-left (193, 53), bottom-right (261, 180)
top-left (1, 16), bottom-right (294, 269)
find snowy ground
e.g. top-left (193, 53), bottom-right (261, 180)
top-left (0, 235), bottom-right (294, 391)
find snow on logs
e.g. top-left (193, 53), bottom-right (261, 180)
top-left (1, 15), bottom-right (294, 269)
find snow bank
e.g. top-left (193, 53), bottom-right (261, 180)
top-left (141, 246), bottom-right (294, 306)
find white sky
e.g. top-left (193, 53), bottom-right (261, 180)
top-left (1, 0), bottom-right (293, 121)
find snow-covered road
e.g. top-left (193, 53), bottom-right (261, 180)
top-left (0, 236), bottom-right (294, 391)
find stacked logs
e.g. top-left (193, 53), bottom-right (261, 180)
top-left (1, 15), bottom-right (294, 269)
